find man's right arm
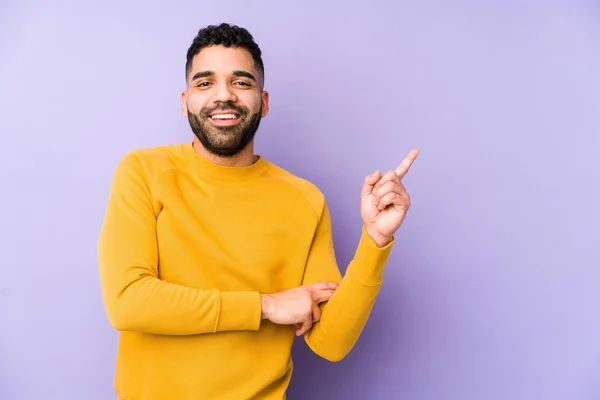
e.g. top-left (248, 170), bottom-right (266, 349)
top-left (98, 152), bottom-right (263, 335)
top-left (99, 152), bottom-right (335, 335)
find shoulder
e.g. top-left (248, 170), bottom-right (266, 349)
top-left (109, 143), bottom-right (188, 193)
top-left (114, 143), bottom-right (186, 178)
top-left (265, 161), bottom-right (326, 217)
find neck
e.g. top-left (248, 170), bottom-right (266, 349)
top-left (191, 137), bottom-right (258, 167)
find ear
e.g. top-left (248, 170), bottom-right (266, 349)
top-left (261, 90), bottom-right (269, 118)
top-left (181, 90), bottom-right (188, 118)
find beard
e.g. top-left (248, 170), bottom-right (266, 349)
top-left (187, 102), bottom-right (262, 158)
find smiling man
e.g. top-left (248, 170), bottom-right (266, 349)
top-left (98, 23), bottom-right (419, 400)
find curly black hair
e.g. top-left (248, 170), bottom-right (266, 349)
top-left (185, 23), bottom-right (264, 86)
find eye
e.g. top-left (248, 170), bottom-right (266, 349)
top-left (234, 81), bottom-right (251, 86)
top-left (196, 81), bottom-right (212, 88)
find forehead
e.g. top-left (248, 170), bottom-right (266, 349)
top-left (190, 45), bottom-right (257, 77)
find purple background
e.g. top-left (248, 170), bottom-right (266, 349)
top-left (1, 1), bottom-right (599, 399)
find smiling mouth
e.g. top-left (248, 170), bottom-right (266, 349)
top-left (210, 112), bottom-right (240, 119)
top-left (209, 112), bottom-right (242, 126)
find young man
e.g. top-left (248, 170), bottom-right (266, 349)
top-left (98, 23), bottom-right (419, 400)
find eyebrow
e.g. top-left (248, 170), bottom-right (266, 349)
top-left (191, 70), bottom-right (257, 83)
top-left (191, 70), bottom-right (215, 81)
top-left (232, 70), bottom-right (256, 82)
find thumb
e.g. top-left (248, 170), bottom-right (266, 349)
top-left (361, 170), bottom-right (382, 198)
top-left (296, 315), bottom-right (313, 336)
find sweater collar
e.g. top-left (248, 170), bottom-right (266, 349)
top-left (183, 141), bottom-right (270, 180)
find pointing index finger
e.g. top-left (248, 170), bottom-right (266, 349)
top-left (395, 148), bottom-right (420, 179)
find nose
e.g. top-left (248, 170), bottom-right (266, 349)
top-left (211, 82), bottom-right (237, 104)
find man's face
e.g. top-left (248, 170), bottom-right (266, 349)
top-left (182, 45), bottom-right (269, 157)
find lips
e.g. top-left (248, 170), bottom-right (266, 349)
top-left (209, 111), bottom-right (242, 126)
top-left (210, 112), bottom-right (240, 120)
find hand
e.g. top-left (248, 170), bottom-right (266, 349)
top-left (261, 282), bottom-right (339, 336)
top-left (361, 148), bottom-right (420, 247)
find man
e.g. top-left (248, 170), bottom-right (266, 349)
top-left (98, 23), bottom-right (419, 400)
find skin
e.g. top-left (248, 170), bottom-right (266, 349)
top-left (182, 44), bottom-right (420, 335)
top-left (181, 45), bottom-right (269, 166)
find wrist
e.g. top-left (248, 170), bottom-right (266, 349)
top-left (365, 226), bottom-right (393, 248)
top-left (260, 294), bottom-right (273, 320)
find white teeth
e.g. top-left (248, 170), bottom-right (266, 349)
top-left (211, 114), bottom-right (238, 120)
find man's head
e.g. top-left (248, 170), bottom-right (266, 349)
top-left (182, 23), bottom-right (269, 158)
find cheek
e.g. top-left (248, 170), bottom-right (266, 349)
top-left (185, 94), bottom-right (208, 112)
top-left (235, 93), bottom-right (262, 111)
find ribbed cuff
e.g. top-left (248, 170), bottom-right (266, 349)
top-left (215, 291), bottom-right (262, 332)
top-left (346, 226), bottom-right (394, 286)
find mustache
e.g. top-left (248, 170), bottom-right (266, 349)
top-left (200, 102), bottom-right (248, 118)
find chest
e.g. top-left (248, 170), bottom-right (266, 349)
top-left (153, 178), bottom-right (318, 292)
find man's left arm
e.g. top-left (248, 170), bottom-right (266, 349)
top-left (302, 148), bottom-right (420, 362)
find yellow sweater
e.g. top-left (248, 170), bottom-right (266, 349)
top-left (98, 142), bottom-right (394, 400)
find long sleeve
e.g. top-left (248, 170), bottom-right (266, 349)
top-left (97, 152), bottom-right (262, 335)
top-left (301, 201), bottom-right (393, 362)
